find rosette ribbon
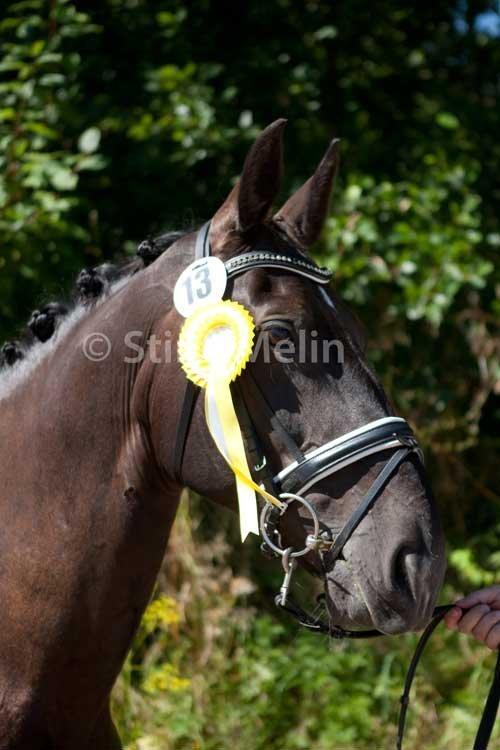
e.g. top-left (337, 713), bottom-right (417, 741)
top-left (178, 300), bottom-right (285, 541)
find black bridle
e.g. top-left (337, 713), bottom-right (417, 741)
top-left (171, 222), bottom-right (499, 750)
top-left (173, 222), bottom-right (423, 613)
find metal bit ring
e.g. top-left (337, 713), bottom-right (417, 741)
top-left (259, 492), bottom-right (320, 558)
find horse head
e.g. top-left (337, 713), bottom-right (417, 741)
top-left (154, 120), bottom-right (446, 635)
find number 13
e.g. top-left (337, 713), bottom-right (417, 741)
top-left (183, 266), bottom-right (212, 305)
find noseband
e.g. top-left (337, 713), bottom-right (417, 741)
top-left (172, 222), bottom-right (499, 749)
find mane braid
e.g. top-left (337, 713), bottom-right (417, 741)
top-left (0, 340), bottom-right (26, 368)
top-left (28, 302), bottom-right (69, 343)
top-left (137, 230), bottom-right (186, 266)
top-left (77, 262), bottom-right (130, 304)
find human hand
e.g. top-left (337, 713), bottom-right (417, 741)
top-left (444, 585), bottom-right (500, 650)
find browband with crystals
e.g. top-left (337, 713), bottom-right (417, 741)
top-left (225, 251), bottom-right (332, 285)
top-left (194, 221), bottom-right (332, 285)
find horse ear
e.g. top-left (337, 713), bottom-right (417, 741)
top-left (273, 138), bottom-right (340, 249)
top-left (210, 119), bottom-right (286, 251)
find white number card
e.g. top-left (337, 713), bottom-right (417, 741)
top-left (173, 257), bottom-right (227, 318)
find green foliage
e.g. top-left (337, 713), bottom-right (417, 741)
top-left (0, 0), bottom-right (104, 325)
top-left (0, 1), bottom-right (499, 747)
top-left (324, 163), bottom-right (490, 325)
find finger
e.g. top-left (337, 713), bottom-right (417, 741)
top-left (444, 607), bottom-right (463, 629)
top-left (456, 604), bottom-right (491, 635)
top-left (472, 610), bottom-right (500, 643)
top-left (485, 622), bottom-right (500, 650)
top-left (455, 586), bottom-right (500, 609)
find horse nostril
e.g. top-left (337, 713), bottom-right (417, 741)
top-left (393, 545), bottom-right (415, 595)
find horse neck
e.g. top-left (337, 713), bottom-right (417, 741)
top-left (2, 261), bottom-right (185, 526)
top-left (0, 263), bottom-right (193, 700)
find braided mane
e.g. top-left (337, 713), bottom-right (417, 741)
top-left (0, 230), bottom-right (186, 374)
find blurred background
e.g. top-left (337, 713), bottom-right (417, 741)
top-left (0, 1), bottom-right (499, 748)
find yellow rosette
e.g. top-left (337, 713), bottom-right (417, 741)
top-left (178, 300), bottom-right (284, 541)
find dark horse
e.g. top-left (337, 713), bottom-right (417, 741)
top-left (0, 121), bottom-right (446, 749)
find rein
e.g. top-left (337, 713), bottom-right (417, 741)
top-left (260, 493), bottom-right (499, 749)
top-left (171, 222), bottom-right (499, 749)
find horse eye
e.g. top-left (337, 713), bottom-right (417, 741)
top-left (265, 324), bottom-right (293, 345)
